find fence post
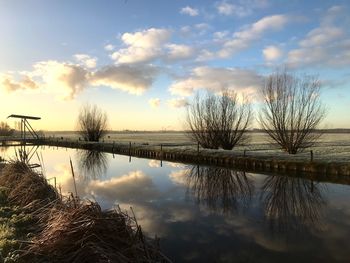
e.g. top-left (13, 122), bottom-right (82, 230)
top-left (310, 150), bottom-right (314, 162)
top-left (244, 149), bottom-right (246, 157)
top-left (197, 142), bottom-right (199, 155)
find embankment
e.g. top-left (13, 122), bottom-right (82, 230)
top-left (39, 138), bottom-right (350, 177)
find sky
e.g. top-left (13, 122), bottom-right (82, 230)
top-left (0, 0), bottom-right (349, 131)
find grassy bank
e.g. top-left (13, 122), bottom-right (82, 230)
top-left (0, 161), bottom-right (169, 262)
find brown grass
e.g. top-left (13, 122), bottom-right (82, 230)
top-left (24, 199), bottom-right (169, 262)
top-left (0, 161), bottom-right (59, 211)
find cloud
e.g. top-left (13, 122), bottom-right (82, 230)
top-left (1, 61), bottom-right (159, 99)
top-left (33, 60), bottom-right (90, 100)
top-left (166, 44), bottom-right (195, 61)
top-left (180, 6), bottom-right (199, 16)
top-left (91, 64), bottom-right (158, 95)
top-left (218, 15), bottom-right (289, 58)
top-left (0, 73), bottom-right (38, 92)
top-left (104, 44), bottom-right (115, 51)
top-left (149, 98), bottom-right (161, 108)
top-left (169, 66), bottom-right (262, 97)
top-left (88, 170), bottom-right (160, 203)
top-left (213, 30), bottom-right (229, 40)
top-left (216, 1), bottom-right (250, 17)
top-left (111, 28), bottom-right (171, 64)
top-left (287, 6), bottom-right (350, 68)
top-left (168, 169), bottom-right (189, 185)
top-left (74, 54), bottom-right (97, 68)
top-left (215, 0), bottom-right (269, 17)
top-left (263, 45), bottom-right (283, 62)
top-left (148, 160), bottom-right (161, 167)
top-left (167, 98), bottom-right (189, 108)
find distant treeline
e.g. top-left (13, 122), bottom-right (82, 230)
top-left (42, 129), bottom-right (350, 135)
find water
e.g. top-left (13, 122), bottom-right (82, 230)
top-left (1, 145), bottom-right (350, 262)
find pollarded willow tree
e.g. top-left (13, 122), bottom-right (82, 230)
top-left (186, 90), bottom-right (252, 150)
top-left (77, 104), bottom-right (108, 142)
top-left (258, 70), bottom-right (326, 154)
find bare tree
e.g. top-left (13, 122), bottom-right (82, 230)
top-left (186, 90), bottom-right (252, 150)
top-left (186, 93), bottom-right (220, 149)
top-left (258, 70), bottom-right (326, 154)
top-left (216, 90), bottom-right (252, 150)
top-left (0, 121), bottom-right (14, 136)
top-left (77, 104), bottom-right (108, 142)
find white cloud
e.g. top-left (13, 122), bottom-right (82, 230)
top-left (180, 6), bottom-right (199, 16)
top-left (287, 6), bottom-right (350, 68)
top-left (216, 1), bottom-right (250, 17)
top-left (148, 160), bottom-right (161, 167)
top-left (169, 66), bottom-right (262, 97)
top-left (168, 169), bottom-right (189, 185)
top-left (88, 170), bottom-right (159, 202)
top-left (32, 60), bottom-right (90, 100)
top-left (263, 45), bottom-right (282, 61)
top-left (0, 61), bottom-right (159, 99)
top-left (167, 98), bottom-right (189, 108)
top-left (91, 64), bottom-right (158, 95)
top-left (74, 54), bottom-right (97, 68)
top-left (180, 26), bottom-right (192, 36)
top-left (104, 44), bottom-right (115, 51)
top-left (166, 44), bottom-right (195, 61)
top-left (216, 0), bottom-right (269, 17)
top-left (219, 15), bottom-right (289, 58)
top-left (213, 30), bottom-right (229, 39)
top-left (149, 98), bottom-right (161, 108)
top-left (111, 28), bottom-right (171, 64)
top-left (299, 27), bottom-right (343, 48)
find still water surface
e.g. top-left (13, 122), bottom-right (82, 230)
top-left (1, 145), bottom-right (350, 262)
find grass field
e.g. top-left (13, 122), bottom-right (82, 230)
top-left (43, 131), bottom-right (350, 163)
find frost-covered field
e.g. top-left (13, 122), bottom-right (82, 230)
top-left (45, 131), bottom-right (350, 163)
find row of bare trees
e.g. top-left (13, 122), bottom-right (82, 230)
top-left (186, 70), bottom-right (326, 154)
top-left (75, 70), bottom-right (326, 154)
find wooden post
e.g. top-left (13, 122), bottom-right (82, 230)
top-left (197, 142), bottom-right (199, 155)
top-left (69, 157), bottom-right (78, 198)
top-left (310, 150), bottom-right (314, 162)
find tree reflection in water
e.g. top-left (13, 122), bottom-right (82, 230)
top-left (260, 175), bottom-right (326, 233)
top-left (77, 150), bottom-right (108, 180)
top-left (186, 165), bottom-right (254, 214)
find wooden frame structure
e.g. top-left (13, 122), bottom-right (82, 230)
top-left (7, 114), bottom-right (41, 141)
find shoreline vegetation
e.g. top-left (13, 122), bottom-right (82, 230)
top-left (0, 161), bottom-right (170, 263)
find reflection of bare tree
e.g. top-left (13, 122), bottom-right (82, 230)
top-left (77, 150), bottom-right (108, 180)
top-left (186, 166), bottom-right (254, 213)
top-left (260, 175), bottom-right (325, 233)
